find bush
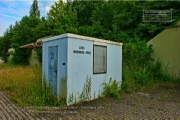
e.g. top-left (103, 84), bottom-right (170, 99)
top-left (34, 48), bottom-right (42, 63)
top-left (122, 41), bottom-right (175, 92)
top-left (123, 40), bottom-right (154, 66)
top-left (103, 78), bottom-right (121, 99)
top-left (134, 66), bottom-right (150, 86)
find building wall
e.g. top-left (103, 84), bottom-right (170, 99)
top-left (147, 27), bottom-right (180, 78)
top-left (7, 48), bottom-right (15, 62)
top-left (0, 59), bottom-right (3, 64)
top-left (7, 48), bottom-right (40, 66)
top-left (42, 34), bottom-right (122, 105)
top-left (67, 38), bottom-right (122, 105)
top-left (42, 38), bottom-right (68, 99)
top-left (28, 49), bottom-right (40, 67)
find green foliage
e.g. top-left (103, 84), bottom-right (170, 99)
top-left (68, 93), bottom-right (74, 105)
top-left (122, 41), bottom-right (174, 92)
top-left (103, 78), bottom-right (121, 99)
top-left (33, 18), bottom-right (52, 40)
top-left (123, 40), bottom-right (154, 66)
top-left (40, 82), bottom-right (66, 106)
top-left (72, 1), bottom-right (102, 26)
top-left (48, 0), bottom-right (78, 35)
top-left (68, 76), bottom-right (92, 105)
top-left (34, 48), bottom-right (42, 63)
top-left (134, 66), bottom-right (152, 86)
top-left (29, 0), bottom-right (40, 19)
top-left (11, 47), bottom-right (31, 65)
top-left (0, 25), bottom-right (14, 62)
top-left (148, 61), bottom-right (171, 82)
top-left (79, 76), bottom-right (91, 101)
top-left (122, 41), bottom-right (154, 90)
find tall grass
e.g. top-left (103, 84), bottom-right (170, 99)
top-left (0, 64), bottom-right (64, 107)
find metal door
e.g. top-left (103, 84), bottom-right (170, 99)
top-left (48, 46), bottom-right (58, 96)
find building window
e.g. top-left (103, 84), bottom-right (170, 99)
top-left (93, 45), bottom-right (107, 74)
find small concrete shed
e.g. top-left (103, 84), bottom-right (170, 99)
top-left (42, 33), bottom-right (123, 105)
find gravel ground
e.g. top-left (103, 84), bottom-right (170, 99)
top-left (68, 85), bottom-right (180, 119)
top-left (0, 85), bottom-right (180, 119)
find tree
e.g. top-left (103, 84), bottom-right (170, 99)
top-left (0, 25), bottom-right (14, 62)
top-left (33, 17), bottom-right (52, 40)
top-left (29, 0), bottom-right (40, 19)
top-left (11, 0), bottom-right (41, 64)
top-left (48, 0), bottom-right (78, 35)
top-left (10, 17), bottom-right (31, 64)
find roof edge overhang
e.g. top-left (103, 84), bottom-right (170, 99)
top-left (20, 41), bottom-right (42, 49)
top-left (42, 33), bottom-right (123, 46)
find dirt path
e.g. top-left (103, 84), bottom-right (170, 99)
top-left (0, 86), bottom-right (180, 119)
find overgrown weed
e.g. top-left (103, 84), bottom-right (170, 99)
top-left (0, 64), bottom-right (65, 107)
top-left (122, 41), bottom-right (180, 93)
top-left (103, 78), bottom-right (121, 99)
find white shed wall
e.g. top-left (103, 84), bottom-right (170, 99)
top-left (67, 38), bottom-right (122, 105)
top-left (42, 33), bottom-right (122, 105)
top-left (42, 38), bottom-right (67, 98)
top-left (67, 38), bottom-right (93, 104)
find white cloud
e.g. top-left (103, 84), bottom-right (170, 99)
top-left (0, 13), bottom-right (21, 20)
top-left (27, 1), bottom-right (33, 5)
top-left (45, 6), bottom-right (51, 12)
top-left (0, 1), bottom-right (30, 18)
top-left (39, 1), bottom-right (56, 16)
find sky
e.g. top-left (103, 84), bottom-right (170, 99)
top-left (0, 0), bottom-right (58, 36)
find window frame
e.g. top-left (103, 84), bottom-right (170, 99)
top-left (93, 45), bottom-right (107, 74)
